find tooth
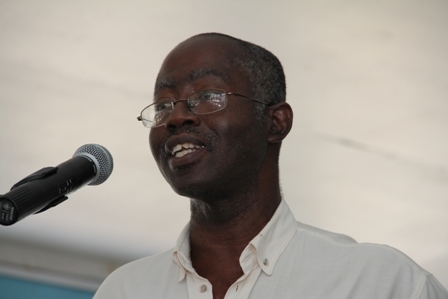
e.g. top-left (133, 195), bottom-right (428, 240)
top-left (175, 151), bottom-right (186, 158)
top-left (172, 144), bottom-right (182, 155)
top-left (174, 148), bottom-right (198, 158)
top-left (172, 143), bottom-right (205, 157)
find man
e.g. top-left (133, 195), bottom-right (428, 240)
top-left (94, 33), bottom-right (448, 299)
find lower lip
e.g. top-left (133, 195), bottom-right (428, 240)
top-left (168, 148), bottom-right (205, 169)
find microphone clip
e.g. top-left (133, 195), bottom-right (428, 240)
top-left (10, 166), bottom-right (68, 214)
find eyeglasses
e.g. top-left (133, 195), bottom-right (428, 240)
top-left (137, 89), bottom-right (267, 128)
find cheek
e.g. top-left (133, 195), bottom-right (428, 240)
top-left (215, 116), bottom-right (266, 164)
top-left (149, 130), bottom-right (162, 160)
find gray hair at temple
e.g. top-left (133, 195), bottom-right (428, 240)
top-left (193, 33), bottom-right (287, 114)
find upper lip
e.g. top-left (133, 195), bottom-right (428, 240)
top-left (165, 135), bottom-right (205, 156)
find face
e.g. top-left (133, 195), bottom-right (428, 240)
top-left (149, 36), bottom-right (269, 200)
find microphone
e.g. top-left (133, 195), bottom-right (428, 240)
top-left (0, 144), bottom-right (113, 226)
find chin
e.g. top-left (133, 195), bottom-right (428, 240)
top-left (169, 181), bottom-right (205, 198)
top-left (168, 179), bottom-right (222, 201)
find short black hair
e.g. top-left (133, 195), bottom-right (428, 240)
top-left (192, 33), bottom-right (286, 107)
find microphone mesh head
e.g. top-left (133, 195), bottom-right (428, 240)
top-left (73, 144), bottom-right (114, 186)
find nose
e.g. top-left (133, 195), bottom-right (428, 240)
top-left (164, 100), bottom-right (200, 129)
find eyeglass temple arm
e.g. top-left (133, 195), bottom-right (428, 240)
top-left (227, 92), bottom-right (268, 105)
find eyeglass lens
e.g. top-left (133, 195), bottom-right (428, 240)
top-left (141, 90), bottom-right (228, 127)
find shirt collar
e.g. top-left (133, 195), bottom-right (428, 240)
top-left (172, 199), bottom-right (298, 280)
top-left (172, 223), bottom-right (191, 282)
top-left (245, 199), bottom-right (298, 275)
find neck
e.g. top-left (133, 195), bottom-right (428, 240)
top-left (187, 148), bottom-right (282, 298)
top-left (189, 148), bottom-right (282, 250)
top-left (188, 177), bottom-right (282, 292)
top-left (189, 191), bottom-right (281, 263)
top-left (190, 188), bottom-right (281, 233)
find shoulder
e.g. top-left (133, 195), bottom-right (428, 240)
top-left (266, 221), bottom-right (448, 298)
top-left (294, 221), bottom-right (425, 272)
top-left (93, 248), bottom-right (177, 299)
top-left (287, 222), bottom-right (437, 296)
top-left (112, 248), bottom-right (174, 275)
top-left (108, 248), bottom-right (175, 282)
top-left (296, 221), bottom-right (358, 244)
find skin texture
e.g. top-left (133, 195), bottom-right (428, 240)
top-left (149, 35), bottom-right (293, 299)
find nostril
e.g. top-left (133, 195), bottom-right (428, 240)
top-left (166, 118), bottom-right (195, 131)
top-left (164, 101), bottom-right (200, 129)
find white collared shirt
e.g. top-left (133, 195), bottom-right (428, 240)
top-left (94, 200), bottom-right (448, 299)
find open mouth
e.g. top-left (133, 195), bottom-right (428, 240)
top-left (171, 143), bottom-right (204, 158)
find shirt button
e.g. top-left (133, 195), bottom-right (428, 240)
top-left (263, 258), bottom-right (269, 266)
top-left (199, 284), bottom-right (207, 293)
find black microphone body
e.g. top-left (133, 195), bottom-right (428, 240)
top-left (0, 144), bottom-right (113, 226)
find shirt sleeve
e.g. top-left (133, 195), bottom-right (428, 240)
top-left (417, 275), bottom-right (448, 299)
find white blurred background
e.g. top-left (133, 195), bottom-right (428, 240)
top-left (0, 0), bottom-right (447, 292)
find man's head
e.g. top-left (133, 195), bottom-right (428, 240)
top-left (147, 33), bottom-right (293, 200)
top-left (188, 33), bottom-right (286, 118)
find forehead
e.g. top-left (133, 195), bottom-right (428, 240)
top-left (155, 36), bottom-right (249, 93)
top-left (155, 69), bottom-right (228, 94)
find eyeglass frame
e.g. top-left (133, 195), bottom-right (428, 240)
top-left (137, 89), bottom-right (268, 128)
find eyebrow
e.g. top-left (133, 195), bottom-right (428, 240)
top-left (154, 69), bottom-right (227, 94)
top-left (154, 77), bottom-right (175, 93)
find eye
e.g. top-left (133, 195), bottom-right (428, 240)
top-left (151, 101), bottom-right (172, 125)
top-left (188, 90), bottom-right (227, 114)
top-left (201, 91), bottom-right (215, 100)
top-left (188, 91), bottom-right (219, 108)
top-left (154, 101), bottom-right (171, 112)
top-left (200, 90), bottom-right (221, 100)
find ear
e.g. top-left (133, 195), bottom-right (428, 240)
top-left (266, 102), bottom-right (293, 143)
